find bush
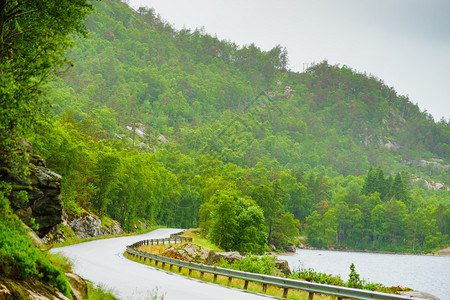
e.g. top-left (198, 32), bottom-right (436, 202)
top-left (0, 195), bottom-right (71, 296)
top-left (290, 263), bottom-right (388, 292)
top-left (216, 255), bottom-right (283, 276)
top-left (290, 267), bottom-right (344, 286)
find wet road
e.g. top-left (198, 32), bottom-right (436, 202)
top-left (52, 228), bottom-right (270, 299)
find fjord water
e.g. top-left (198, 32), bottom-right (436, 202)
top-left (278, 249), bottom-right (450, 300)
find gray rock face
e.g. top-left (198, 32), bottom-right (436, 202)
top-left (162, 243), bottom-right (209, 263)
top-left (0, 283), bottom-right (12, 299)
top-left (43, 211), bottom-right (124, 243)
top-left (65, 273), bottom-right (88, 300)
top-left (400, 291), bottom-right (440, 300)
top-left (204, 250), bottom-right (243, 265)
top-left (436, 247), bottom-right (450, 256)
top-left (3, 152), bottom-right (63, 238)
top-left (275, 260), bottom-right (291, 276)
top-left (285, 245), bottom-right (297, 253)
top-left (23, 223), bottom-right (44, 248)
top-left (70, 212), bottom-right (123, 239)
top-left (0, 281), bottom-right (70, 300)
top-left (70, 213), bottom-right (102, 238)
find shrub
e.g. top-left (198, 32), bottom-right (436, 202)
top-left (0, 195), bottom-right (71, 296)
top-left (290, 267), bottom-right (344, 286)
top-left (216, 255), bottom-right (283, 276)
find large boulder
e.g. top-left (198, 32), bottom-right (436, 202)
top-left (285, 245), bottom-right (297, 253)
top-left (436, 247), bottom-right (450, 256)
top-left (70, 212), bottom-right (123, 239)
top-left (43, 211), bottom-right (124, 243)
top-left (65, 273), bottom-right (88, 300)
top-left (161, 243), bottom-right (209, 263)
top-left (0, 284), bottom-right (12, 299)
top-left (70, 213), bottom-right (102, 238)
top-left (2, 146), bottom-right (63, 238)
top-left (275, 260), bottom-right (291, 276)
top-left (400, 291), bottom-right (440, 300)
top-left (204, 250), bottom-right (243, 265)
top-left (23, 223), bottom-right (44, 248)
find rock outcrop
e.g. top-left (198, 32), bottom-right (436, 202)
top-left (162, 243), bottom-right (209, 263)
top-left (44, 211), bottom-right (124, 243)
top-left (23, 223), bottom-right (44, 248)
top-left (1, 142), bottom-right (63, 238)
top-left (0, 284), bottom-right (12, 299)
top-left (400, 291), bottom-right (440, 300)
top-left (71, 212), bottom-right (123, 239)
top-left (0, 278), bottom-right (70, 300)
top-left (436, 247), bottom-right (450, 256)
top-left (65, 273), bottom-right (88, 300)
top-left (275, 260), bottom-right (291, 276)
top-left (204, 250), bottom-right (243, 265)
top-left (285, 245), bottom-right (297, 253)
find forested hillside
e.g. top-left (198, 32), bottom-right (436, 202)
top-left (6, 0), bottom-right (449, 253)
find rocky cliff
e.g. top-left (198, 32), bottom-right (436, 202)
top-left (44, 211), bottom-right (124, 243)
top-left (1, 141), bottom-right (63, 237)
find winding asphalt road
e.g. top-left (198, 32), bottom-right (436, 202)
top-left (51, 228), bottom-right (272, 299)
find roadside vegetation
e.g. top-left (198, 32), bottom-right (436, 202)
top-left (125, 252), bottom-right (330, 300)
top-left (127, 230), bottom-right (410, 298)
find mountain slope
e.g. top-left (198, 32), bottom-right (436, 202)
top-left (29, 0), bottom-right (449, 252)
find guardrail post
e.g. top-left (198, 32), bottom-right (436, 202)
top-left (126, 238), bottom-right (413, 300)
top-left (162, 262), bottom-right (165, 268)
top-left (283, 287), bottom-right (289, 298)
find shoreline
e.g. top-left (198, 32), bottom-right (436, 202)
top-left (289, 246), bottom-right (450, 257)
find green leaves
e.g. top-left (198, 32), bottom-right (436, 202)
top-left (206, 190), bottom-right (267, 253)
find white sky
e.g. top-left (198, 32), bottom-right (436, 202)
top-left (125, 0), bottom-right (450, 121)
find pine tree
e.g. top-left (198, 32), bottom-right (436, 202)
top-left (361, 167), bottom-right (376, 195)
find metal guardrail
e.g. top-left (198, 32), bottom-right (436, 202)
top-left (126, 239), bottom-right (421, 300)
top-left (129, 236), bottom-right (192, 248)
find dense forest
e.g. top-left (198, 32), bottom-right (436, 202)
top-left (1, 0), bottom-right (449, 278)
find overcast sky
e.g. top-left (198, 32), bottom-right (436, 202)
top-left (126, 0), bottom-right (449, 121)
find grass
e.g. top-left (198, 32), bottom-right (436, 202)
top-left (179, 228), bottom-right (223, 252)
top-left (87, 281), bottom-right (118, 300)
top-left (45, 252), bottom-right (74, 273)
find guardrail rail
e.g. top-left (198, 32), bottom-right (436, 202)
top-left (126, 238), bottom-right (421, 300)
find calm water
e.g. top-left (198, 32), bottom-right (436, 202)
top-left (278, 249), bottom-right (450, 300)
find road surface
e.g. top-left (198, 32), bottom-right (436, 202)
top-left (52, 228), bottom-right (272, 299)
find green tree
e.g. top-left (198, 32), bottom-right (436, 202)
top-left (208, 190), bottom-right (267, 253)
top-left (0, 0), bottom-right (95, 142)
top-left (250, 184), bottom-right (280, 240)
top-left (270, 212), bottom-right (300, 249)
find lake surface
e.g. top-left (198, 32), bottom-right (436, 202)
top-left (278, 249), bottom-right (450, 300)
